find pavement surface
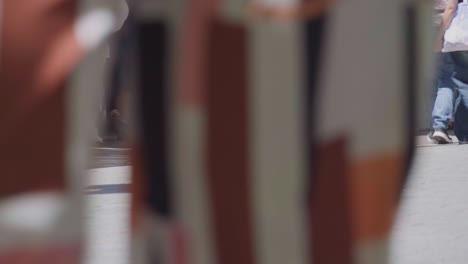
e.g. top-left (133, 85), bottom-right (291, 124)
top-left (85, 148), bottom-right (130, 264)
top-left (391, 138), bottom-right (468, 263)
top-left (87, 140), bottom-right (468, 263)
top-left (90, 147), bottom-right (130, 169)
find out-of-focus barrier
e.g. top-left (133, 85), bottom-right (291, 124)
top-left (0, 0), bottom-right (127, 263)
top-left (128, 0), bottom-right (434, 264)
top-left (0, 0), bottom-right (435, 263)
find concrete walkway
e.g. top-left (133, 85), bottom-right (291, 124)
top-left (391, 143), bottom-right (468, 263)
top-left (86, 142), bottom-right (468, 263)
top-left (84, 166), bottom-right (131, 264)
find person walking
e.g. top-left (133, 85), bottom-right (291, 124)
top-left (428, 0), bottom-right (468, 144)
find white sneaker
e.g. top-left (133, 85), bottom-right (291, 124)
top-left (432, 129), bottom-right (453, 144)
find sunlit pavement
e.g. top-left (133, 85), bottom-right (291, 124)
top-left (86, 142), bottom-right (468, 264)
top-left (391, 138), bottom-right (468, 263)
top-left (85, 148), bottom-right (130, 264)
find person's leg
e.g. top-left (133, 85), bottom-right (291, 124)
top-left (430, 52), bottom-right (456, 143)
top-left (450, 51), bottom-right (468, 142)
top-left (432, 53), bottom-right (456, 130)
top-left (428, 53), bottom-right (442, 128)
top-left (104, 39), bottom-right (122, 141)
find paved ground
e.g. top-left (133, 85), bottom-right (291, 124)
top-left (87, 140), bottom-right (468, 263)
top-left (90, 147), bottom-right (130, 169)
top-left (391, 138), bottom-right (468, 263)
top-left (85, 148), bottom-right (130, 264)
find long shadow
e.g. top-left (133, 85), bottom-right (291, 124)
top-left (86, 184), bottom-right (130, 195)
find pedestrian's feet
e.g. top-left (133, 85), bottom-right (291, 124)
top-left (428, 128), bottom-right (453, 144)
top-left (426, 130), bottom-right (437, 144)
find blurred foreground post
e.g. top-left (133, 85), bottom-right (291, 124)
top-left (129, 0), bottom-right (434, 264)
top-left (0, 0), bottom-right (126, 263)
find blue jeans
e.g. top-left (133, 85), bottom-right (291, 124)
top-left (432, 51), bottom-right (468, 139)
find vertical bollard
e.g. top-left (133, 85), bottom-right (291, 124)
top-left (0, 0), bottom-right (124, 262)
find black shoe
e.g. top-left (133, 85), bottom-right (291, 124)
top-left (459, 139), bottom-right (468, 145)
top-left (432, 129), bottom-right (453, 144)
